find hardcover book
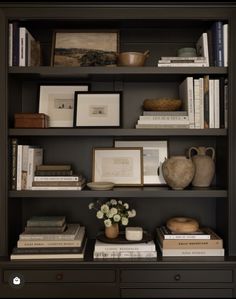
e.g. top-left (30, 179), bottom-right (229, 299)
top-left (27, 216), bottom-right (66, 227)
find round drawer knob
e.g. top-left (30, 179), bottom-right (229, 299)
top-left (174, 274), bottom-right (181, 281)
top-left (56, 273), bottom-right (64, 281)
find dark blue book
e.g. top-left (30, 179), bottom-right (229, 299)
top-left (211, 21), bottom-right (224, 67)
top-left (12, 21), bottom-right (19, 66)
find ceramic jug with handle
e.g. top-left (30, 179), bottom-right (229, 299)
top-left (188, 146), bottom-right (215, 187)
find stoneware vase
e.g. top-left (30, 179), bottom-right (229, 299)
top-left (162, 156), bottom-right (195, 190)
top-left (188, 146), bottom-right (215, 187)
top-left (105, 223), bottom-right (119, 239)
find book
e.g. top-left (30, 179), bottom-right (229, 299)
top-left (156, 227), bottom-right (223, 249)
top-left (11, 138), bottom-right (18, 190)
top-left (143, 111), bottom-right (187, 116)
top-left (135, 124), bottom-right (189, 129)
top-left (12, 245), bottom-right (84, 254)
top-left (34, 170), bottom-right (73, 176)
top-left (137, 119), bottom-right (189, 125)
top-left (196, 32), bottom-right (210, 67)
top-left (16, 144), bottom-right (23, 190)
top-left (214, 79), bottom-right (220, 128)
top-left (223, 23), bottom-right (228, 67)
top-left (160, 56), bottom-right (207, 61)
top-left (139, 115), bottom-right (189, 121)
top-left (31, 185), bottom-right (85, 190)
top-left (211, 21), bottom-right (224, 67)
top-left (19, 223), bottom-right (80, 241)
top-left (27, 216), bottom-right (66, 227)
top-left (9, 23), bottom-right (13, 66)
top-left (93, 251), bottom-right (157, 259)
top-left (194, 78), bottom-right (201, 128)
top-left (12, 21), bottom-right (19, 66)
top-left (94, 239), bottom-right (156, 252)
top-left (24, 224), bottom-right (67, 234)
top-left (17, 226), bottom-right (85, 248)
top-left (26, 147), bottom-right (43, 190)
top-left (21, 145), bottom-right (30, 190)
top-left (10, 240), bottom-right (87, 260)
top-left (33, 175), bottom-right (83, 182)
top-left (209, 79), bottom-right (215, 128)
top-left (32, 179), bottom-right (85, 187)
top-left (203, 75), bottom-right (210, 128)
top-left (159, 226), bottom-right (211, 240)
top-left (159, 247), bottom-right (225, 257)
top-left (36, 164), bottom-right (72, 171)
top-left (179, 77), bottom-right (194, 128)
top-left (157, 62), bottom-right (207, 67)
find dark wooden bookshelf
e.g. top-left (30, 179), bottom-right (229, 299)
top-left (1, 2), bottom-right (236, 298)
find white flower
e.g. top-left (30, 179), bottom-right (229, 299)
top-left (124, 203), bottom-right (129, 209)
top-left (110, 199), bottom-right (117, 205)
top-left (118, 200), bottom-right (123, 204)
top-left (110, 207), bottom-right (118, 215)
top-left (106, 211), bottom-right (113, 218)
top-left (130, 209), bottom-right (136, 218)
top-left (113, 214), bottom-right (121, 222)
top-left (104, 219), bottom-right (112, 227)
top-left (121, 217), bottom-right (129, 226)
top-left (96, 210), bottom-right (104, 219)
top-left (88, 203), bottom-right (94, 210)
top-left (101, 204), bottom-right (109, 213)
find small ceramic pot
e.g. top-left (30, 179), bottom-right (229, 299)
top-left (105, 223), bottom-right (119, 239)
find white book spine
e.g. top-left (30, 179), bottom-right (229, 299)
top-left (179, 77), bottom-right (194, 128)
top-left (31, 186), bottom-right (84, 190)
top-left (26, 30), bottom-right (35, 66)
top-left (199, 78), bottom-right (204, 129)
top-left (137, 119), bottom-right (189, 125)
top-left (161, 248), bottom-right (224, 256)
top-left (139, 116), bottom-right (189, 121)
top-left (34, 176), bottom-right (80, 182)
top-left (9, 23), bottom-right (13, 66)
top-left (202, 32), bottom-right (209, 66)
top-left (135, 124), bottom-right (189, 129)
top-left (209, 79), bottom-right (215, 128)
top-left (10, 253), bottom-right (84, 260)
top-left (214, 79), bottom-right (220, 129)
top-left (19, 27), bottom-right (26, 66)
top-left (162, 234), bottom-right (210, 240)
top-left (157, 62), bottom-right (207, 67)
top-left (94, 244), bottom-right (156, 252)
top-left (26, 148), bottom-right (43, 190)
top-left (194, 79), bottom-right (200, 129)
top-left (160, 56), bottom-right (207, 61)
top-left (223, 24), bottom-right (228, 67)
top-left (93, 251), bottom-right (157, 259)
top-left (16, 145), bottom-right (23, 190)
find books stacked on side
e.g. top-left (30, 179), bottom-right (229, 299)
top-left (157, 56), bottom-right (208, 67)
top-left (156, 226), bottom-right (224, 257)
top-left (9, 22), bottom-right (41, 67)
top-left (135, 111), bottom-right (189, 129)
top-left (10, 216), bottom-right (87, 260)
top-left (93, 239), bottom-right (157, 260)
top-left (31, 164), bottom-right (86, 190)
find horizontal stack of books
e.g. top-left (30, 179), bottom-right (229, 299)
top-left (10, 216), bottom-right (87, 260)
top-left (32, 164), bottom-right (86, 190)
top-left (156, 226), bottom-right (224, 257)
top-left (157, 56), bottom-right (208, 67)
top-left (93, 238), bottom-right (157, 260)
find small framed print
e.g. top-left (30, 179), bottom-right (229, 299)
top-left (38, 84), bottom-right (89, 127)
top-left (93, 148), bottom-right (143, 186)
top-left (114, 140), bottom-right (168, 185)
top-left (51, 30), bottom-right (119, 66)
top-left (74, 92), bottom-right (121, 127)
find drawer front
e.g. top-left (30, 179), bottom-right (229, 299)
top-left (121, 269), bottom-right (232, 283)
top-left (121, 288), bottom-right (233, 298)
top-left (4, 269), bottom-right (116, 283)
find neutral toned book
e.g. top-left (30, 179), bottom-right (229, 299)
top-left (139, 115), bottom-right (189, 121)
top-left (12, 244), bottom-right (84, 254)
top-left (160, 247), bottom-right (224, 257)
top-left (16, 145), bottom-right (23, 190)
top-left (10, 240), bottom-right (87, 260)
top-left (137, 119), bottom-right (189, 125)
top-left (17, 226), bottom-right (85, 248)
top-left (32, 179), bottom-right (85, 187)
top-left (94, 239), bottom-right (156, 252)
top-left (27, 216), bottom-right (66, 227)
top-left (31, 185), bottom-right (85, 190)
top-left (196, 32), bottom-right (210, 66)
top-left (34, 170), bottom-right (73, 176)
top-left (136, 124), bottom-right (190, 129)
top-left (93, 251), bottom-right (157, 259)
top-left (223, 23), bottom-right (228, 67)
top-left (156, 227), bottom-right (223, 249)
top-left (159, 226), bottom-right (211, 240)
top-left (143, 111), bottom-right (187, 116)
top-left (179, 77), bottom-right (194, 128)
top-left (160, 56), bottom-right (207, 61)
top-left (158, 62), bottom-right (207, 67)
top-left (26, 147), bottom-right (43, 190)
top-left (36, 164), bottom-right (72, 171)
top-left (33, 175), bottom-right (83, 182)
top-left (19, 223), bottom-right (80, 241)
top-left (24, 224), bottom-right (67, 234)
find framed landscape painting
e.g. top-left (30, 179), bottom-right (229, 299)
top-left (51, 30), bottom-right (119, 66)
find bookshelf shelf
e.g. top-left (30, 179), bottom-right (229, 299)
top-left (9, 187), bottom-right (227, 198)
top-left (9, 128), bottom-right (227, 137)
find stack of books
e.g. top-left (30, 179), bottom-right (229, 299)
top-left (135, 111), bottom-right (189, 129)
top-left (157, 56), bottom-right (208, 67)
top-left (156, 226), bottom-right (224, 257)
top-left (93, 239), bottom-right (157, 260)
top-left (32, 164), bottom-right (86, 190)
top-left (10, 216), bottom-right (87, 260)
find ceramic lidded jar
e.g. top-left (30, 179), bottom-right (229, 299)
top-left (162, 156), bottom-right (195, 190)
top-left (188, 146), bottom-right (215, 187)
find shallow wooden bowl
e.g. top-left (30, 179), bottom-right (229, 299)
top-left (143, 98), bottom-right (182, 111)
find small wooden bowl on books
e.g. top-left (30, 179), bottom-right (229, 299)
top-left (143, 98), bottom-right (182, 111)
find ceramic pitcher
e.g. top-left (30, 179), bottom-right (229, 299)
top-left (188, 146), bottom-right (215, 187)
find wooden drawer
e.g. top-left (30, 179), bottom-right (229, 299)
top-left (4, 269), bottom-right (116, 283)
top-left (121, 288), bottom-right (233, 298)
top-left (121, 269), bottom-right (233, 283)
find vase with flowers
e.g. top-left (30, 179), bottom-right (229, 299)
top-left (88, 198), bottom-right (136, 239)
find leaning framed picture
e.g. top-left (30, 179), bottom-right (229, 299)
top-left (93, 148), bottom-right (143, 186)
top-left (38, 84), bottom-right (89, 127)
top-left (74, 92), bottom-right (121, 127)
top-left (51, 30), bottom-right (119, 66)
top-left (114, 140), bottom-right (168, 185)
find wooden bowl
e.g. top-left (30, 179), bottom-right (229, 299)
top-left (143, 98), bottom-right (182, 111)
